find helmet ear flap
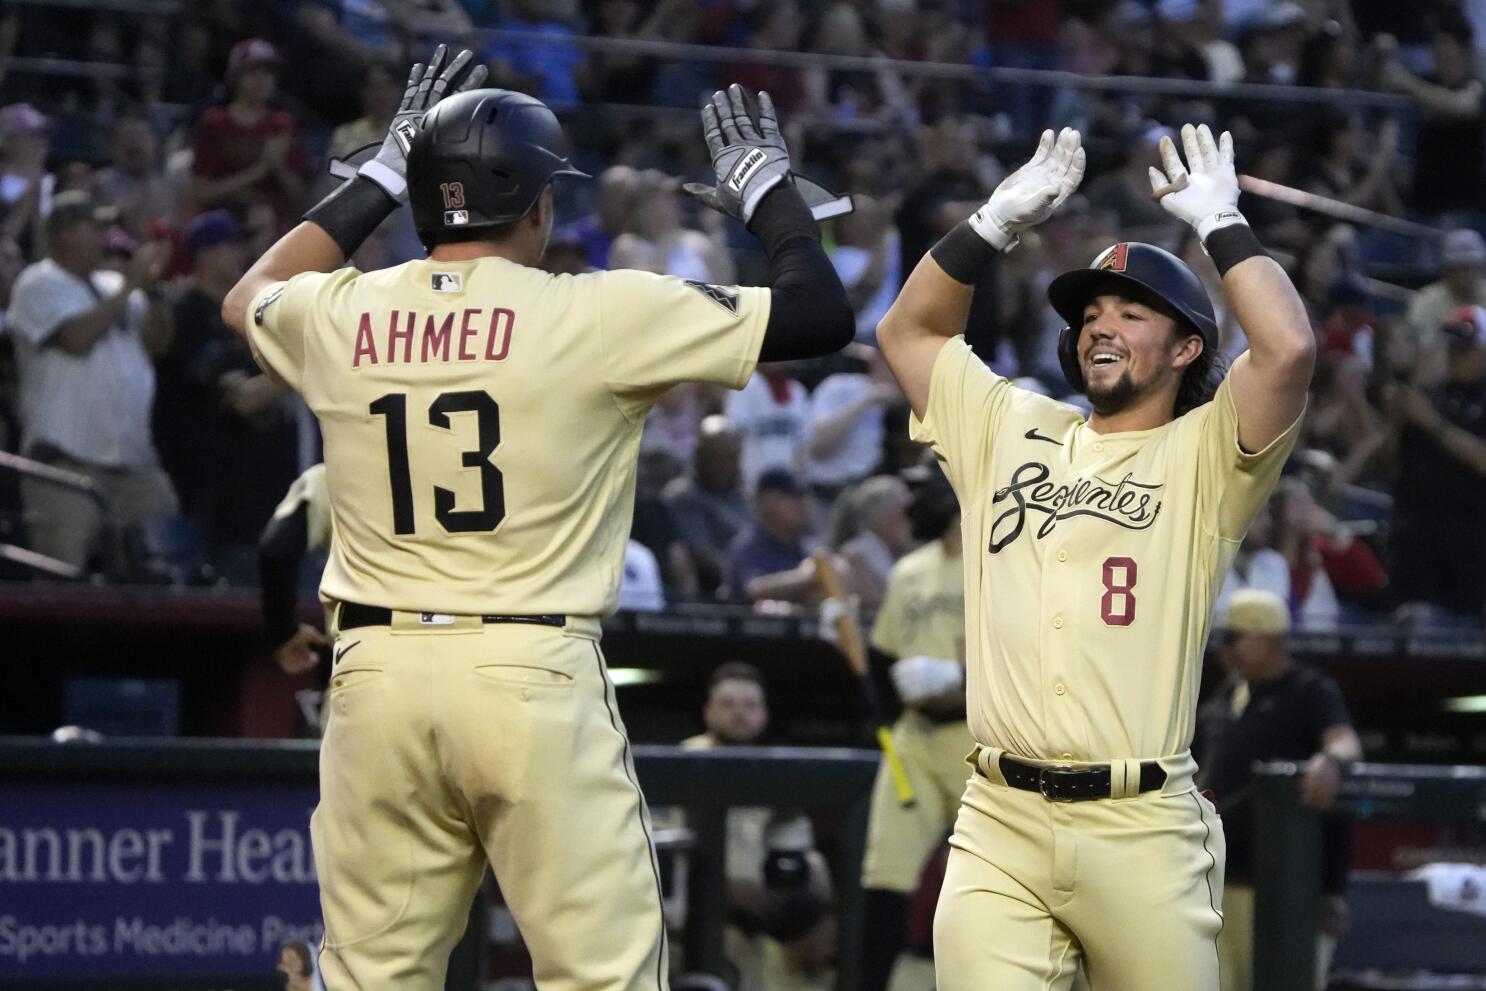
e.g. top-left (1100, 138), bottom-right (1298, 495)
top-left (1057, 326), bottom-right (1085, 393)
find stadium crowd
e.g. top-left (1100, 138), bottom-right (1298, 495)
top-left (2, 0), bottom-right (1486, 630)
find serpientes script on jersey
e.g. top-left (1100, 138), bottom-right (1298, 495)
top-left (350, 307), bottom-right (515, 367)
top-left (988, 460), bottom-right (1163, 553)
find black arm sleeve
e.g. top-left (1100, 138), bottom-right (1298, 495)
top-left (258, 501), bottom-right (309, 648)
top-left (752, 184), bottom-right (856, 362)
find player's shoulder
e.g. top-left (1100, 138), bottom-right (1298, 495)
top-left (890, 539), bottom-right (943, 580)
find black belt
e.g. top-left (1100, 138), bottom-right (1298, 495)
top-left (338, 602), bottom-right (566, 631)
top-left (978, 753), bottom-right (1167, 803)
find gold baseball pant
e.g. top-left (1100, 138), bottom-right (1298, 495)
top-left (311, 612), bottom-right (668, 990)
top-left (934, 747), bottom-right (1224, 991)
top-left (861, 712), bottom-right (973, 893)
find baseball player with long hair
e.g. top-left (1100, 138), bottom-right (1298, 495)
top-left (876, 123), bottom-right (1314, 989)
top-left (222, 45), bottom-right (854, 990)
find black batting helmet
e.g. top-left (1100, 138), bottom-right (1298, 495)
top-left (406, 88), bottom-right (589, 249)
top-left (1047, 242), bottom-right (1218, 393)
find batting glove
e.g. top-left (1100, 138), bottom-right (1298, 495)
top-left (1148, 123), bottom-right (1246, 241)
top-left (358, 44), bottom-right (488, 204)
top-left (684, 84), bottom-right (791, 225)
top-left (889, 656), bottom-right (963, 706)
top-left (969, 127), bottom-right (1086, 252)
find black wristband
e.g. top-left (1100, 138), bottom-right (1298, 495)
top-left (930, 221), bottom-right (998, 285)
top-left (1204, 223), bottom-right (1267, 277)
top-left (748, 181), bottom-right (820, 258)
top-left (303, 176), bottom-right (399, 259)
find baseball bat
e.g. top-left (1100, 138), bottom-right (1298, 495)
top-left (812, 551), bottom-right (917, 808)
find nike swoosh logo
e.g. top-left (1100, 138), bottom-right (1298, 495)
top-left (334, 640), bottom-right (361, 665)
top-left (1024, 428), bottom-right (1063, 446)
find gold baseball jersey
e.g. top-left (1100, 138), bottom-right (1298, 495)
top-left (246, 257), bottom-right (768, 616)
top-left (871, 537), bottom-right (965, 662)
top-left (912, 336), bottom-right (1300, 762)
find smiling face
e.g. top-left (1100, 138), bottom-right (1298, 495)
top-left (1078, 292), bottom-right (1202, 417)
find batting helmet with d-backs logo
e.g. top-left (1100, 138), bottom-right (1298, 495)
top-left (406, 88), bottom-right (590, 249)
top-left (1046, 241), bottom-right (1218, 393)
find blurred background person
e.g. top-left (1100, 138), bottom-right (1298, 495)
top-left (665, 415), bottom-right (751, 600)
top-left (803, 346), bottom-right (902, 504)
top-left (1387, 305), bottom-right (1486, 627)
top-left (731, 468), bottom-right (812, 603)
top-left (609, 169), bottom-right (734, 283)
top-left (1197, 590), bottom-right (1362, 991)
top-left (4, 193), bottom-right (175, 573)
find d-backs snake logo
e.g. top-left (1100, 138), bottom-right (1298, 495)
top-left (988, 460), bottom-right (1163, 553)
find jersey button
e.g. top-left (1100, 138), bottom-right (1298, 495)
top-left (1052, 616), bottom-right (1064, 629)
top-left (1056, 550), bottom-right (1068, 563)
top-left (1061, 752), bottom-right (1073, 760)
top-left (1054, 683), bottom-right (1066, 696)
top-left (1094, 442), bottom-right (1105, 452)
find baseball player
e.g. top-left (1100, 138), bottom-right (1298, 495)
top-left (858, 467), bottom-right (967, 991)
top-left (220, 45), bottom-right (854, 991)
top-left (258, 463), bottom-right (333, 676)
top-left (875, 124), bottom-right (1314, 990)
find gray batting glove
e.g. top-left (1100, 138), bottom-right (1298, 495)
top-left (357, 44), bottom-right (488, 204)
top-left (684, 84), bottom-right (791, 225)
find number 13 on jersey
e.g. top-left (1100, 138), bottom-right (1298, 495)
top-left (370, 390), bottom-right (506, 536)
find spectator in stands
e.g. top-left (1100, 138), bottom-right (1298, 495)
top-left (1380, 14), bottom-right (1486, 217)
top-left (620, 538), bottom-right (666, 611)
top-left (0, 103), bottom-right (52, 257)
top-left (1084, 124), bottom-right (1176, 243)
top-left (643, 383), bottom-right (705, 473)
top-left (4, 192), bottom-right (176, 572)
top-left (274, 940), bottom-right (316, 991)
top-left (804, 345), bottom-right (901, 503)
top-left (726, 363), bottom-right (809, 493)
top-left (1406, 229), bottom-right (1486, 385)
top-left (1388, 306), bottom-right (1486, 626)
top-left (609, 170), bottom-right (735, 283)
top-left (730, 468), bottom-right (811, 601)
top-left (1301, 111), bottom-right (1403, 218)
top-left (680, 662), bottom-right (831, 989)
top-left (159, 17), bottom-right (218, 107)
top-left (328, 58), bottom-right (403, 161)
top-left (666, 415), bottom-right (752, 599)
top-left (484, 0), bottom-right (586, 107)
top-left (800, 2), bottom-right (912, 124)
top-left (1270, 477), bottom-right (1389, 629)
top-left (93, 113), bottom-right (173, 243)
top-left (726, 1), bottom-right (807, 111)
top-left (561, 165), bottom-right (637, 271)
top-left (836, 475), bottom-right (913, 613)
top-left (1218, 498), bottom-right (1290, 620)
top-left (1196, 589), bottom-right (1361, 991)
top-left (190, 39), bottom-right (308, 235)
top-left (155, 209), bottom-right (300, 579)
top-left (582, 0), bottom-right (661, 104)
top-left (828, 195), bottom-right (900, 343)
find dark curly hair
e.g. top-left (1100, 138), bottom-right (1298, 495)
top-left (1174, 331), bottom-right (1228, 417)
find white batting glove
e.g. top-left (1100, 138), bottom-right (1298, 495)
top-left (969, 127), bottom-right (1086, 251)
top-left (889, 656), bottom-right (963, 705)
top-left (1148, 123), bottom-right (1246, 241)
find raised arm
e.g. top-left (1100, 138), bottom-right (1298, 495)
top-left (876, 128), bottom-right (1085, 418)
top-left (683, 85), bottom-right (854, 360)
top-left (223, 45), bottom-right (486, 335)
top-left (1148, 125), bottom-right (1315, 450)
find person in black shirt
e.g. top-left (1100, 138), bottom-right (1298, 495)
top-left (1380, 14), bottom-right (1486, 217)
top-left (1197, 589), bottom-right (1362, 991)
top-left (1388, 305), bottom-right (1486, 623)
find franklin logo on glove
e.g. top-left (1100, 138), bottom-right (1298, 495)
top-left (728, 148), bottom-right (768, 192)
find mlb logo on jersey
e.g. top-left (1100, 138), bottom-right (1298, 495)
top-left (1096, 243), bottom-right (1130, 273)
top-left (445, 209), bottom-right (470, 226)
top-left (431, 272), bottom-right (463, 293)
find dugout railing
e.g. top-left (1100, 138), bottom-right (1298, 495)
top-left (1252, 760), bottom-right (1486, 990)
top-left (0, 737), bottom-right (878, 991)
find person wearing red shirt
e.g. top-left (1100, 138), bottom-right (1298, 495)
top-left (190, 39), bottom-right (308, 236)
